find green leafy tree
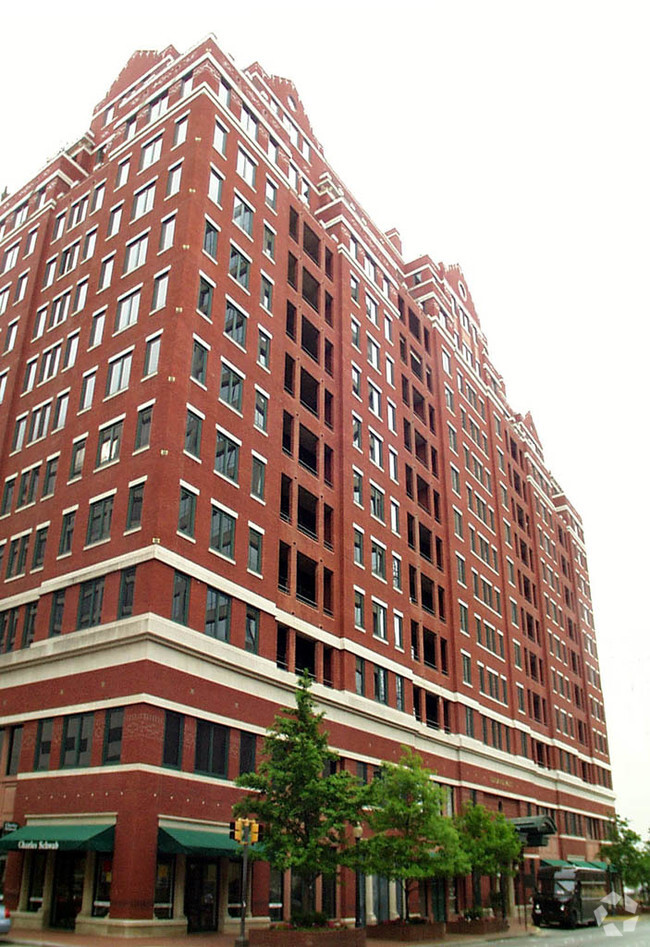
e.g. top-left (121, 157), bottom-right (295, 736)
top-left (357, 747), bottom-right (469, 921)
top-left (234, 673), bottom-right (363, 914)
top-left (454, 803), bottom-right (522, 916)
top-left (600, 815), bottom-right (649, 891)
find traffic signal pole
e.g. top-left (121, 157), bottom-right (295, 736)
top-left (235, 822), bottom-right (250, 947)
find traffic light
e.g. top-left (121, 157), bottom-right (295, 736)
top-left (249, 821), bottom-right (261, 844)
top-left (229, 818), bottom-right (243, 842)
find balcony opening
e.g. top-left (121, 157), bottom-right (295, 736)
top-left (324, 339), bottom-right (333, 375)
top-left (409, 565), bottom-right (418, 604)
top-left (418, 523), bottom-right (432, 562)
top-left (425, 692), bottom-right (440, 729)
top-left (416, 474), bottom-right (430, 512)
top-left (411, 621), bottom-right (420, 662)
top-left (413, 684), bottom-right (422, 721)
top-left (302, 267), bottom-right (319, 312)
top-left (299, 368), bottom-right (319, 416)
top-left (420, 574), bottom-right (435, 614)
top-left (280, 474), bottom-right (292, 522)
top-left (323, 444), bottom-right (333, 486)
top-left (407, 513), bottom-right (416, 549)
top-left (295, 633), bottom-right (316, 677)
top-left (303, 223), bottom-right (320, 265)
top-left (324, 291), bottom-right (333, 326)
top-left (301, 316), bottom-right (320, 362)
top-left (408, 308), bottom-right (421, 341)
top-left (414, 430), bottom-right (428, 467)
top-left (288, 252), bottom-right (298, 289)
top-left (323, 567), bottom-right (333, 615)
top-left (276, 623), bottom-right (289, 669)
top-left (324, 389), bottom-right (333, 428)
top-left (423, 627), bottom-right (438, 669)
top-left (284, 354), bottom-right (295, 394)
top-left (289, 206), bottom-right (299, 241)
top-left (286, 301), bottom-right (297, 339)
top-left (323, 504), bottom-right (333, 549)
top-left (297, 486), bottom-right (318, 539)
top-left (323, 645), bottom-right (333, 686)
top-left (410, 350), bottom-right (422, 380)
top-left (437, 586), bottom-right (446, 621)
top-left (298, 424), bottom-right (318, 475)
top-left (278, 541), bottom-right (291, 593)
top-left (296, 552), bottom-right (317, 607)
top-left (282, 412), bottom-right (293, 455)
top-left (412, 387), bottom-right (425, 423)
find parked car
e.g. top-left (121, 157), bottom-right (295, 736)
top-left (0, 894), bottom-right (10, 935)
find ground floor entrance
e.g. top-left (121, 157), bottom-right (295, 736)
top-left (50, 852), bottom-right (85, 929)
top-left (184, 858), bottom-right (220, 933)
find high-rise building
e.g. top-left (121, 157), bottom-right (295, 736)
top-left (0, 35), bottom-right (613, 937)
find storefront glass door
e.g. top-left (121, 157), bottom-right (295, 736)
top-left (51, 852), bottom-right (85, 929)
top-left (185, 859), bottom-right (219, 932)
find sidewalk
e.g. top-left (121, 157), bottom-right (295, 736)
top-left (2, 918), bottom-right (541, 947)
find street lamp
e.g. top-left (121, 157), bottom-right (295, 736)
top-left (353, 823), bottom-right (363, 929)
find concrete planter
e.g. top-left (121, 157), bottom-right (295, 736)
top-left (250, 927), bottom-right (366, 947)
top-left (366, 919), bottom-right (445, 941)
top-left (446, 917), bottom-right (508, 935)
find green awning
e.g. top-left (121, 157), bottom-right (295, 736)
top-left (0, 823), bottom-right (114, 853)
top-left (567, 857), bottom-right (596, 869)
top-left (586, 860), bottom-right (610, 870)
top-left (158, 827), bottom-right (241, 857)
top-left (541, 858), bottom-right (572, 867)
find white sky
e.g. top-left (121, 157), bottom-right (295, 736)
top-left (2, 0), bottom-right (648, 837)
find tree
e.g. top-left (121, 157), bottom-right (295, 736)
top-left (357, 747), bottom-right (469, 921)
top-left (234, 673), bottom-right (363, 914)
top-left (600, 815), bottom-right (649, 891)
top-left (454, 803), bottom-right (522, 916)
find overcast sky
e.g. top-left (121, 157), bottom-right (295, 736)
top-left (2, 0), bottom-right (648, 836)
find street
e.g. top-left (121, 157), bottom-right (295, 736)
top-left (490, 915), bottom-right (650, 947)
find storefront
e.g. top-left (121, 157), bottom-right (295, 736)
top-left (0, 821), bottom-right (115, 931)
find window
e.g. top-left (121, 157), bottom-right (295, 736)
top-left (210, 505), bottom-right (236, 559)
top-left (354, 589), bottom-right (365, 629)
top-left (174, 114), bottom-right (188, 145)
top-left (116, 159), bottom-right (130, 188)
top-left (123, 233), bottom-right (148, 272)
top-left (248, 527), bottom-right (263, 574)
top-left (178, 486), bottom-right (197, 537)
top-left (209, 167), bottom-right (223, 204)
top-left (261, 275), bottom-right (273, 311)
top-left (69, 438), bottom-right (86, 479)
top-left (254, 389), bottom-right (268, 432)
top-left (203, 219), bottom-right (218, 258)
top-left (257, 329), bottom-right (271, 369)
top-left (195, 720), bottom-right (229, 777)
top-left (370, 484), bottom-right (385, 522)
top-left (4, 320), bottom-right (18, 353)
top-left (374, 666), bottom-right (388, 704)
top-left (224, 300), bottom-right (247, 346)
top-left (107, 204), bottom-right (122, 237)
top-left (462, 652), bottom-right (472, 685)
top-left (59, 510), bottom-right (76, 555)
top-left (126, 482), bottom-right (144, 530)
top-left (353, 528), bottom-right (364, 565)
top-left (31, 525), bottom-right (48, 569)
top-left (184, 409), bottom-right (203, 458)
top-left (367, 335), bottom-right (380, 370)
top-left (191, 339), bottom-right (208, 385)
top-left (135, 405), bottom-right (153, 450)
top-left (393, 554), bottom-right (402, 591)
top-left (152, 270), bottom-right (169, 310)
top-left (98, 254), bottom-right (114, 290)
top-left (77, 577), bottom-right (105, 628)
top-left (115, 289), bottom-right (140, 331)
top-left (141, 135), bottom-right (162, 170)
top-left (219, 362), bottom-right (244, 411)
top-left (197, 276), bottom-right (214, 318)
top-left (251, 456), bottom-right (266, 501)
top-left (61, 714), bottom-right (93, 768)
top-left (369, 430), bottom-right (383, 468)
top-left (237, 148), bottom-right (256, 187)
top-left (263, 224), bottom-right (275, 259)
top-left (1, 477), bottom-right (15, 516)
top-left (233, 195), bottom-right (254, 235)
top-left (106, 351), bottom-right (132, 396)
top-left (353, 469), bottom-right (363, 506)
top-left (79, 371), bottom-right (96, 411)
top-left (159, 214), bottom-right (175, 251)
top-left (265, 178), bottom-right (277, 209)
top-left (371, 540), bottom-right (386, 580)
top-left (86, 495), bottom-right (114, 544)
top-left (215, 431), bottom-right (239, 482)
top-left (171, 570), bottom-right (191, 624)
top-left (143, 334), bottom-right (161, 377)
top-left (229, 245), bottom-right (250, 289)
top-left (355, 657), bottom-right (365, 695)
top-left (34, 719), bottom-right (54, 771)
top-left (166, 162), bottom-right (182, 196)
top-left (102, 707), bottom-right (124, 764)
top-left (96, 420), bottom-right (123, 467)
top-left (203, 96), bottom-right (223, 143)
top-left (163, 711), bottom-right (184, 768)
top-left (372, 600), bottom-right (387, 640)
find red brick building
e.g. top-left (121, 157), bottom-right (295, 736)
top-left (0, 35), bottom-right (613, 936)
